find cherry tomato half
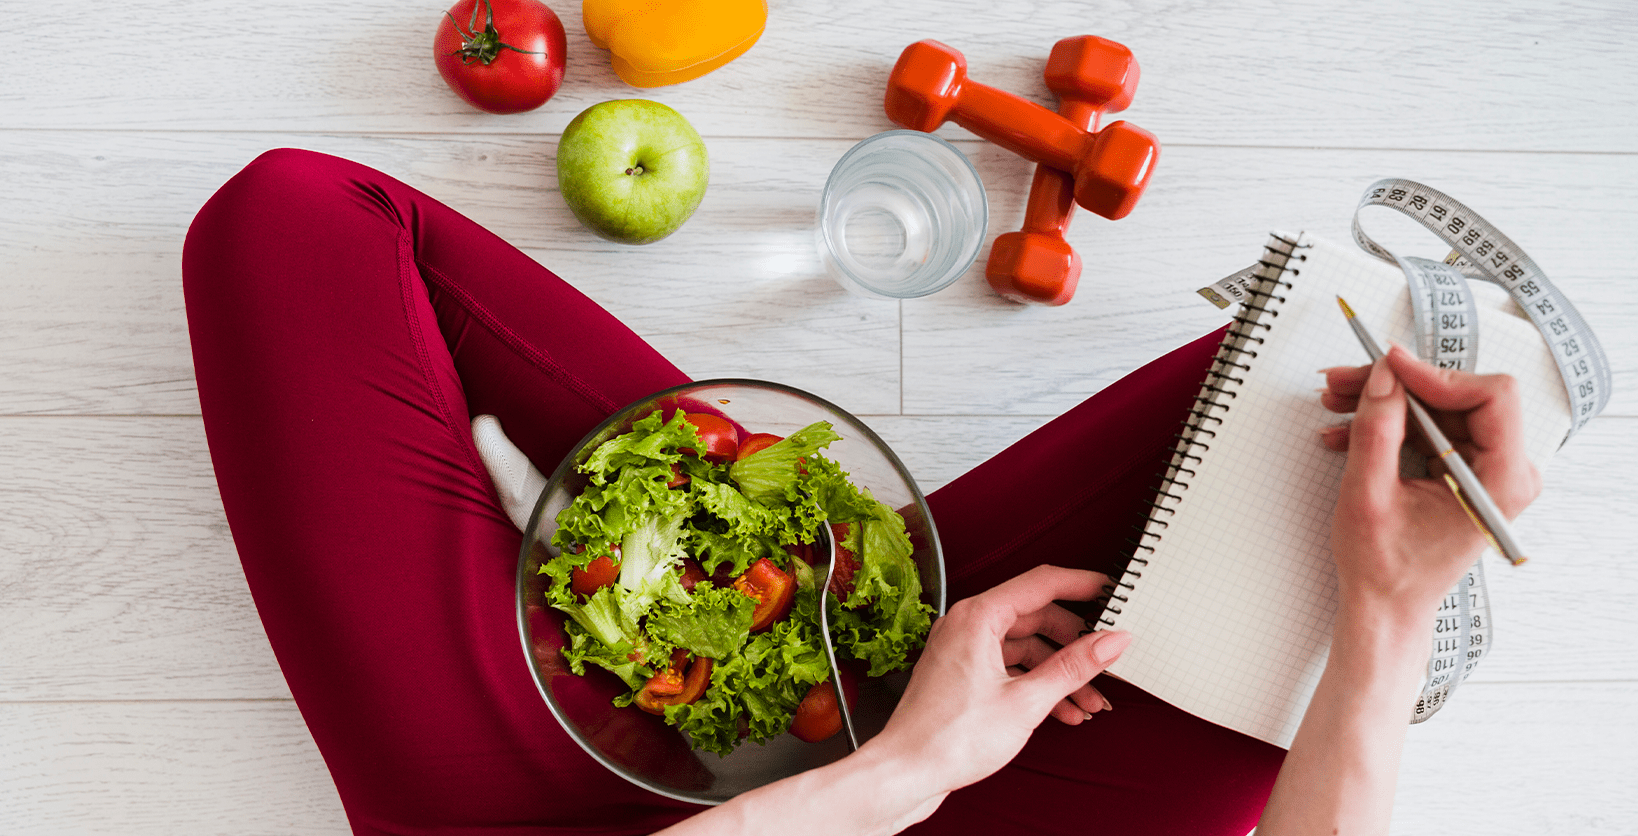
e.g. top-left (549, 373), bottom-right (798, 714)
top-left (666, 462), bottom-right (688, 489)
top-left (680, 413), bottom-right (738, 462)
top-left (635, 649), bottom-right (713, 715)
top-left (733, 557), bottom-right (795, 631)
top-left (736, 432), bottom-right (784, 460)
top-left (569, 545), bottom-right (620, 597)
top-left (789, 668), bottom-right (859, 743)
top-left (434, 0), bottom-right (567, 115)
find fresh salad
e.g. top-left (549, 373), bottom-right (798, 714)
top-left (539, 408), bottom-right (935, 755)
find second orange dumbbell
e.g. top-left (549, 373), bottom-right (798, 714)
top-left (987, 36), bottom-right (1144, 305)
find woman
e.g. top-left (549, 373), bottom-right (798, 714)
top-left (182, 148), bottom-right (1538, 836)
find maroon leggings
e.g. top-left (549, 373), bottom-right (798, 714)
top-left (182, 149), bottom-right (1283, 835)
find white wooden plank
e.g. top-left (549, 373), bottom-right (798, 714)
top-left (1395, 681), bottom-right (1638, 835)
top-left (903, 142), bottom-right (1638, 416)
top-left (4, 1), bottom-right (1635, 153)
top-left (0, 701), bottom-right (347, 835)
top-left (0, 418), bottom-right (289, 701)
top-left (4, 133), bottom-right (1633, 417)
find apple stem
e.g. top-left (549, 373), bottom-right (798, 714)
top-left (625, 165), bottom-right (646, 176)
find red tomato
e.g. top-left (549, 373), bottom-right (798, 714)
top-left (569, 545), bottom-right (620, 597)
top-left (828, 523), bottom-right (859, 598)
top-left (635, 649), bottom-right (713, 715)
top-left (733, 558), bottom-right (795, 631)
top-left (736, 432), bottom-right (784, 460)
top-left (789, 668), bottom-right (859, 743)
top-left (666, 462), bottom-right (688, 488)
top-left (434, 0), bottom-right (567, 115)
top-left (680, 413), bottom-right (739, 463)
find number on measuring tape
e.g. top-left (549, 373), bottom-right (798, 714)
top-left (1413, 560), bottom-right (1490, 723)
top-left (1354, 179), bottom-right (1611, 439)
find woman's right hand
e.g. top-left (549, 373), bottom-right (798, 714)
top-left (1320, 343), bottom-right (1542, 622)
top-left (1259, 345), bottom-right (1544, 836)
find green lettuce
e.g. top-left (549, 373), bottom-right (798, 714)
top-left (728, 422), bottom-right (842, 505)
top-left (555, 584), bottom-right (665, 689)
top-left (615, 508), bottom-right (692, 623)
top-left (667, 583), bottom-right (832, 755)
top-left (647, 584), bottom-right (756, 660)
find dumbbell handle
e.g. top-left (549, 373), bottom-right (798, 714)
top-left (1021, 97), bottom-right (1101, 236)
top-left (949, 81), bottom-right (1088, 173)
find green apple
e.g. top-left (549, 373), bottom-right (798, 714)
top-left (556, 99), bottom-right (710, 244)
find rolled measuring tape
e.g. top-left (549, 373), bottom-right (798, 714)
top-left (1199, 179), bottom-right (1612, 722)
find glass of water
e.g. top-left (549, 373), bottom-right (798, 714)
top-left (817, 130), bottom-right (988, 300)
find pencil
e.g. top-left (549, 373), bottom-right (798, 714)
top-left (1335, 296), bottom-right (1528, 566)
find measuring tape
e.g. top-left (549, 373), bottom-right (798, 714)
top-left (1200, 179), bottom-right (1611, 723)
top-left (1352, 179), bottom-right (1611, 438)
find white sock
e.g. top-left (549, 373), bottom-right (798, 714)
top-left (471, 414), bottom-right (547, 532)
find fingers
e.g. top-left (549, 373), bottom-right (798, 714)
top-left (1319, 363), bottom-right (1371, 414)
top-left (1010, 630), bottom-right (1132, 719)
top-left (967, 565), bottom-right (1111, 638)
top-left (1047, 684), bottom-right (1110, 724)
top-left (1383, 345), bottom-right (1527, 455)
top-left (1340, 357), bottom-right (1408, 500)
top-left (1002, 597), bottom-right (1107, 646)
top-left (1318, 423), bottom-right (1350, 452)
top-left (1382, 345), bottom-right (1540, 515)
top-left (1002, 635), bottom-right (1111, 721)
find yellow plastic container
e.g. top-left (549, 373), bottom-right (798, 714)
top-left (583, 0), bottom-right (768, 87)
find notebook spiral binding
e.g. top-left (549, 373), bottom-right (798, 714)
top-left (1098, 235), bottom-right (1310, 628)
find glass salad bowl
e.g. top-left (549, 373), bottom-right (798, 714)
top-left (515, 379), bottom-right (946, 805)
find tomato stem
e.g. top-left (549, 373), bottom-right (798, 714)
top-left (445, 0), bottom-right (542, 66)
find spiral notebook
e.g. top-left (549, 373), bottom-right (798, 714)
top-left (1098, 232), bottom-right (1570, 748)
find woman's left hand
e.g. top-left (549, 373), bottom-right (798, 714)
top-left (659, 564), bottom-right (1132, 836)
top-left (861, 564), bottom-right (1133, 822)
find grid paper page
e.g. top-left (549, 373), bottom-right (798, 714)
top-left (1104, 232), bottom-right (1570, 748)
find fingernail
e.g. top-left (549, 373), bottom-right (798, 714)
top-left (1318, 425), bottom-right (1348, 443)
top-left (1101, 695), bottom-right (1114, 712)
top-left (1365, 358), bottom-right (1398, 399)
top-left (1091, 630), bottom-right (1133, 665)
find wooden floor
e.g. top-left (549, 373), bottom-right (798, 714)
top-left (3, 0), bottom-right (1635, 832)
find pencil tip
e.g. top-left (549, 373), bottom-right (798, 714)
top-left (1336, 296), bottom-right (1355, 318)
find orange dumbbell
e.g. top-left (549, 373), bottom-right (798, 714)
top-left (884, 38), bottom-right (1159, 222)
top-left (987, 36), bottom-right (1142, 305)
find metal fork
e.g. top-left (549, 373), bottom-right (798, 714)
top-left (815, 524), bottom-right (860, 751)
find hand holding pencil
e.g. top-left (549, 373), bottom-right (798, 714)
top-left (1317, 326), bottom-right (1543, 620)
